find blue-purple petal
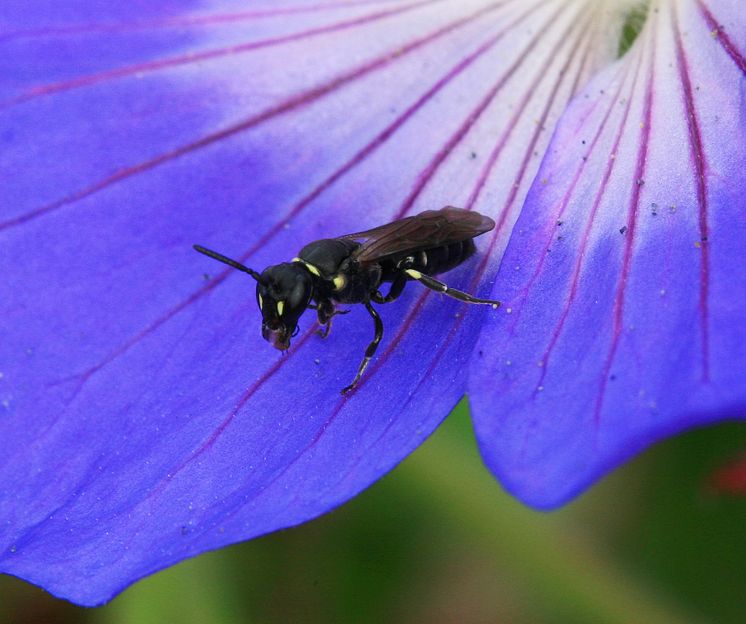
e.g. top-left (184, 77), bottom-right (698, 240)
top-left (470, 0), bottom-right (746, 508)
top-left (0, 0), bottom-right (623, 604)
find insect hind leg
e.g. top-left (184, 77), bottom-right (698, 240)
top-left (405, 269), bottom-right (500, 308)
top-left (341, 301), bottom-right (383, 395)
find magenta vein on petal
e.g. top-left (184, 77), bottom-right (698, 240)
top-left (0, 0), bottom-right (409, 41)
top-left (672, 0), bottom-right (711, 382)
top-left (532, 41), bottom-right (646, 397)
top-left (509, 60), bottom-right (630, 326)
top-left (592, 10), bottom-right (658, 430)
top-left (3, 0), bottom-right (444, 108)
top-left (695, 0), bottom-right (746, 74)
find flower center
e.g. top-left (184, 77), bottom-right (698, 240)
top-left (617, 0), bottom-right (651, 57)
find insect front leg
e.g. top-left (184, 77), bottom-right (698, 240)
top-left (404, 269), bottom-right (500, 308)
top-left (341, 301), bottom-right (383, 395)
top-left (315, 298), bottom-right (349, 338)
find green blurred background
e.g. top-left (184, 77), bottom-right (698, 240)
top-left (2, 401), bottom-right (745, 624)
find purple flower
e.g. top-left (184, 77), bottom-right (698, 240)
top-left (1, 0), bottom-right (744, 605)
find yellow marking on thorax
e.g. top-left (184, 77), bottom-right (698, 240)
top-left (292, 257), bottom-right (321, 277)
top-left (333, 274), bottom-right (347, 291)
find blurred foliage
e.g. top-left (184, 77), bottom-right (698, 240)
top-left (1, 401), bottom-right (745, 624)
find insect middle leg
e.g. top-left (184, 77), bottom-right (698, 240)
top-left (404, 269), bottom-right (500, 307)
top-left (341, 301), bottom-right (383, 395)
top-left (371, 272), bottom-right (407, 304)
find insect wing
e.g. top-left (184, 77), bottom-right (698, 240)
top-left (343, 207), bottom-right (494, 263)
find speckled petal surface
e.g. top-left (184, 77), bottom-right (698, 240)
top-left (470, 0), bottom-right (746, 508)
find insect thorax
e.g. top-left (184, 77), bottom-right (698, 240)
top-left (296, 238), bottom-right (359, 276)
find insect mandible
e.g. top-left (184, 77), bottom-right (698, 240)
top-left (194, 207), bottom-right (500, 394)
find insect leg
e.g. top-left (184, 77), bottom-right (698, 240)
top-left (404, 269), bottom-right (500, 308)
top-left (315, 299), bottom-right (348, 338)
top-left (371, 272), bottom-right (407, 304)
top-left (318, 308), bottom-right (350, 338)
top-left (341, 301), bottom-right (383, 395)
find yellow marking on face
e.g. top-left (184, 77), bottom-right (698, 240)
top-left (258, 294), bottom-right (263, 309)
top-left (276, 300), bottom-right (285, 316)
top-left (405, 269), bottom-right (423, 279)
top-left (333, 274), bottom-right (347, 291)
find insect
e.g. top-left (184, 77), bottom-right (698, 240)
top-left (194, 207), bottom-right (500, 394)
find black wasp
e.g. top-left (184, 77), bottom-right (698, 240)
top-left (194, 207), bottom-right (500, 394)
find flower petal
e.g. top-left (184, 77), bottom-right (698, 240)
top-left (470, 0), bottom-right (746, 508)
top-left (0, 0), bottom-right (626, 604)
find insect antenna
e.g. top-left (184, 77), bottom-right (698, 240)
top-left (193, 244), bottom-right (264, 282)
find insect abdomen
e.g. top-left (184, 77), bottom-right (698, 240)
top-left (412, 239), bottom-right (476, 276)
